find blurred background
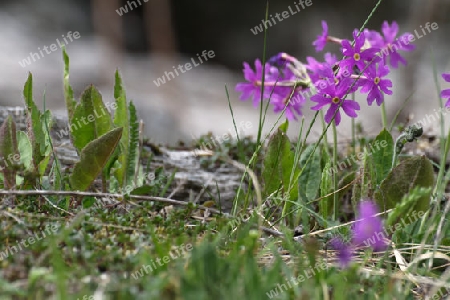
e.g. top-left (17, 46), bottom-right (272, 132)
top-left (0, 0), bottom-right (449, 145)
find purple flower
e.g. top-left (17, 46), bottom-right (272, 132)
top-left (267, 64), bottom-right (305, 120)
top-left (358, 62), bottom-right (393, 106)
top-left (339, 30), bottom-right (380, 75)
top-left (441, 73), bottom-right (450, 107)
top-left (352, 201), bottom-right (387, 252)
top-left (330, 237), bottom-right (353, 268)
top-left (371, 21), bottom-right (416, 68)
top-left (268, 53), bottom-right (288, 70)
top-left (313, 21), bottom-right (328, 52)
top-left (311, 77), bottom-right (360, 125)
top-left (324, 52), bottom-right (338, 67)
top-left (235, 59), bottom-right (274, 107)
top-left (364, 28), bottom-right (384, 48)
top-left (236, 54), bottom-right (305, 120)
top-left (270, 88), bottom-right (305, 120)
top-left (305, 53), bottom-right (338, 83)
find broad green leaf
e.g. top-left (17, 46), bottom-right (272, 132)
top-left (385, 186), bottom-right (432, 227)
top-left (62, 47), bottom-right (76, 122)
top-left (374, 155), bottom-right (433, 215)
top-left (23, 73), bottom-right (48, 165)
top-left (38, 155), bottom-right (51, 176)
top-left (70, 127), bottom-right (123, 191)
top-left (371, 129), bottom-right (394, 184)
top-left (23, 72), bottom-right (34, 109)
top-left (17, 131), bottom-right (33, 172)
top-left (130, 184), bottom-right (153, 196)
top-left (0, 116), bottom-right (19, 188)
top-left (70, 85), bottom-right (113, 152)
top-left (261, 121), bottom-right (292, 199)
top-left (113, 70), bottom-right (130, 187)
top-left (298, 144), bottom-right (321, 201)
top-left (40, 109), bottom-right (53, 156)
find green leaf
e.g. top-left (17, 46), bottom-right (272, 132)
top-left (320, 161), bottom-right (333, 219)
top-left (125, 101), bottom-right (139, 187)
top-left (82, 197), bottom-right (96, 209)
top-left (62, 47), bottom-right (76, 122)
top-left (261, 122), bottom-right (293, 199)
top-left (130, 184), bottom-right (153, 196)
top-left (298, 144), bottom-right (321, 201)
top-left (23, 72), bottom-right (34, 109)
top-left (371, 129), bottom-right (394, 185)
top-left (0, 116), bottom-right (19, 188)
top-left (352, 150), bottom-right (375, 210)
top-left (374, 155), bottom-right (433, 215)
top-left (40, 109), bottom-right (53, 156)
top-left (70, 127), bottom-right (123, 191)
top-left (385, 186), bottom-right (432, 227)
top-left (17, 131), bottom-right (33, 172)
top-left (23, 73), bottom-right (49, 166)
top-left (113, 70), bottom-right (130, 187)
top-left (70, 85), bottom-right (113, 152)
top-left (38, 155), bottom-right (51, 176)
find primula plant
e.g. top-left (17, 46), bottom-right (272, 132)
top-left (232, 15), bottom-right (450, 299)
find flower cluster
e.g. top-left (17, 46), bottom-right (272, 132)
top-left (235, 21), bottom-right (420, 125)
top-left (235, 54), bottom-right (307, 121)
top-left (330, 200), bottom-right (387, 268)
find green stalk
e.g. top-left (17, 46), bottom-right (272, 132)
top-left (380, 101), bottom-right (388, 129)
top-left (320, 110), bottom-right (330, 158)
top-left (430, 48), bottom-right (446, 200)
top-left (435, 125), bottom-right (450, 197)
top-left (332, 119), bottom-right (338, 221)
top-left (351, 93), bottom-right (356, 156)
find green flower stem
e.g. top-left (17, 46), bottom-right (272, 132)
top-left (320, 110), bottom-right (330, 158)
top-left (434, 124), bottom-right (450, 198)
top-left (381, 102), bottom-right (388, 129)
top-left (332, 119), bottom-right (338, 221)
top-left (351, 93), bottom-right (356, 156)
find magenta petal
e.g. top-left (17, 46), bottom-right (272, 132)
top-left (442, 73), bottom-right (450, 82)
top-left (382, 21), bottom-right (399, 43)
top-left (321, 20), bottom-right (328, 33)
top-left (334, 109), bottom-right (341, 125)
top-left (324, 104), bottom-right (341, 124)
top-left (378, 64), bottom-right (390, 77)
top-left (359, 80), bottom-right (372, 93)
top-left (324, 105), bottom-right (336, 123)
top-left (330, 237), bottom-right (353, 268)
top-left (389, 51), bottom-right (407, 68)
top-left (352, 201), bottom-right (387, 251)
top-left (341, 40), bottom-right (354, 56)
top-left (311, 95), bottom-right (330, 110)
top-left (354, 30), bottom-right (365, 51)
top-left (441, 89), bottom-right (450, 98)
top-left (342, 100), bottom-right (360, 117)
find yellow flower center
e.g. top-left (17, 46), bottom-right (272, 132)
top-left (374, 77), bottom-right (380, 84)
top-left (353, 53), bottom-right (361, 61)
top-left (332, 97), bottom-right (340, 104)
